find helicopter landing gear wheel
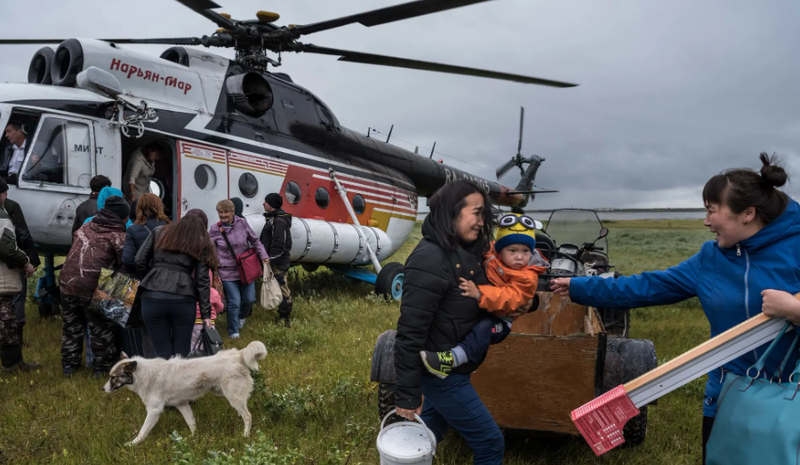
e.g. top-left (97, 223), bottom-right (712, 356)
top-left (375, 262), bottom-right (404, 301)
top-left (302, 264), bottom-right (319, 273)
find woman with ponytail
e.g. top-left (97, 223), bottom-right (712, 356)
top-left (551, 153), bottom-right (800, 463)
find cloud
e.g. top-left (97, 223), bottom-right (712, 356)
top-left (1, 0), bottom-right (798, 209)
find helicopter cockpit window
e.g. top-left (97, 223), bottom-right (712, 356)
top-left (22, 117), bottom-right (92, 188)
top-left (315, 101), bottom-right (338, 130)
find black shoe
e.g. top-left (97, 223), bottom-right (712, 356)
top-left (63, 365), bottom-right (78, 378)
top-left (275, 316), bottom-right (291, 328)
top-left (419, 350), bottom-right (454, 379)
top-left (1, 363), bottom-right (32, 374)
top-left (92, 369), bottom-right (108, 379)
top-left (0, 345), bottom-right (37, 373)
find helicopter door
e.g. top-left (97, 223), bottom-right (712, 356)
top-left (176, 140), bottom-right (228, 219)
top-left (18, 115), bottom-right (95, 191)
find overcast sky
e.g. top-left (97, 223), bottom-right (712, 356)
top-left (1, 0), bottom-right (798, 209)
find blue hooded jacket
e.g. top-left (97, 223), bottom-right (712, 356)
top-left (83, 186), bottom-right (132, 228)
top-left (570, 198), bottom-right (800, 417)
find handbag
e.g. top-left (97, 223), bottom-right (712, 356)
top-left (219, 225), bottom-right (263, 285)
top-left (260, 263), bottom-right (283, 310)
top-left (188, 325), bottom-right (224, 358)
top-left (706, 321), bottom-right (800, 465)
top-left (90, 268), bottom-right (140, 328)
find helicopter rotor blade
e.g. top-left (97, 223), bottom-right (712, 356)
top-left (173, 0), bottom-right (237, 30)
top-left (0, 38), bottom-right (205, 46)
top-left (293, 0), bottom-right (494, 36)
top-left (0, 39), bottom-right (67, 44)
top-left (505, 189), bottom-right (559, 195)
top-left (299, 44), bottom-right (578, 87)
top-left (517, 106), bottom-right (524, 156)
top-left (496, 158), bottom-right (517, 178)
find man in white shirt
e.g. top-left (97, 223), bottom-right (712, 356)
top-left (2, 122), bottom-right (27, 183)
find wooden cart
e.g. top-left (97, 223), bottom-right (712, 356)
top-left (472, 292), bottom-right (607, 436)
top-left (371, 291), bottom-right (656, 447)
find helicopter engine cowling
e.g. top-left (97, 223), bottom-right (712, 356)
top-left (51, 39), bottom-right (85, 87)
top-left (225, 72), bottom-right (274, 117)
top-left (41, 39), bottom-right (213, 111)
top-left (28, 46), bottom-right (55, 85)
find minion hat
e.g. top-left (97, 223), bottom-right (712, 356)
top-left (495, 213), bottom-right (537, 253)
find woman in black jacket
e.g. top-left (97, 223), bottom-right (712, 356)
top-left (122, 193), bottom-right (170, 277)
top-left (121, 194), bottom-right (170, 357)
top-left (135, 215), bottom-right (215, 359)
top-left (394, 181), bottom-right (528, 465)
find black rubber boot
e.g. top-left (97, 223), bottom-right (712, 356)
top-left (17, 324), bottom-right (25, 347)
top-left (0, 344), bottom-right (22, 371)
top-left (1, 344), bottom-right (40, 373)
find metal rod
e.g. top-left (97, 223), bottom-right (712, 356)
top-left (429, 141), bottom-right (436, 159)
top-left (328, 168), bottom-right (382, 273)
top-left (385, 124), bottom-right (394, 143)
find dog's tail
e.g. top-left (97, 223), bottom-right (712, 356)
top-left (241, 341), bottom-right (268, 371)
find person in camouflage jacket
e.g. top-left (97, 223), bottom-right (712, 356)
top-left (59, 196), bottom-right (129, 377)
top-left (0, 179), bottom-right (38, 372)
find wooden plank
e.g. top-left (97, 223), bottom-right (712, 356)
top-left (473, 334), bottom-right (599, 434)
top-left (589, 308), bottom-right (604, 334)
top-left (511, 292), bottom-right (589, 336)
top-left (625, 313), bottom-right (773, 392)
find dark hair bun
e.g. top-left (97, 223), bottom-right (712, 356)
top-left (759, 152), bottom-right (788, 188)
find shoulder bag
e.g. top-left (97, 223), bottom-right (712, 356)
top-left (706, 321), bottom-right (800, 465)
top-left (260, 263), bottom-right (282, 310)
top-left (219, 223), bottom-right (263, 285)
top-left (188, 325), bottom-right (224, 358)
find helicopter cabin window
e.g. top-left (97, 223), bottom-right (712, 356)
top-left (315, 187), bottom-right (330, 209)
top-left (352, 194), bottom-right (366, 215)
top-left (238, 173), bottom-right (259, 198)
top-left (21, 117), bottom-right (93, 188)
top-left (285, 181), bottom-right (301, 204)
top-left (193, 164), bottom-right (217, 191)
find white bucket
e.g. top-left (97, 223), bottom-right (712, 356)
top-left (377, 409), bottom-right (437, 465)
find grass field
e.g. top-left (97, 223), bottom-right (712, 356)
top-left (0, 219), bottom-right (714, 465)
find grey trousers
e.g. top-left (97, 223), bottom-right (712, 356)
top-left (12, 269), bottom-right (26, 326)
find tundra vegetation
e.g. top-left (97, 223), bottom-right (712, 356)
top-left (0, 219), bottom-right (711, 464)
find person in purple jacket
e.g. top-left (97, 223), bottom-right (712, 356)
top-left (208, 199), bottom-right (268, 338)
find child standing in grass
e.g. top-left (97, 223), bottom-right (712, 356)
top-left (191, 270), bottom-right (224, 352)
top-left (421, 213), bottom-right (548, 378)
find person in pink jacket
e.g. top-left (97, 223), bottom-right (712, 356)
top-left (191, 270), bottom-right (224, 352)
top-left (208, 199), bottom-right (268, 338)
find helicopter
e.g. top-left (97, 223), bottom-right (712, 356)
top-left (0, 0), bottom-right (576, 311)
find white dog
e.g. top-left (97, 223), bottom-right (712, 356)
top-left (103, 341), bottom-right (268, 445)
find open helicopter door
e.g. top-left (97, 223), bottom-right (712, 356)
top-left (176, 140), bottom-right (228, 219)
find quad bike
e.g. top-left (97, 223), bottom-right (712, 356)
top-left (536, 209), bottom-right (630, 338)
top-left (371, 209), bottom-right (656, 450)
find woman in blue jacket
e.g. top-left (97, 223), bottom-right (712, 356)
top-left (551, 154), bottom-right (800, 463)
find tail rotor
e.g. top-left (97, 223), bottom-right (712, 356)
top-left (496, 106), bottom-right (557, 207)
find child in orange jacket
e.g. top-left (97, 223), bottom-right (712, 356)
top-left (421, 213), bottom-right (548, 378)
